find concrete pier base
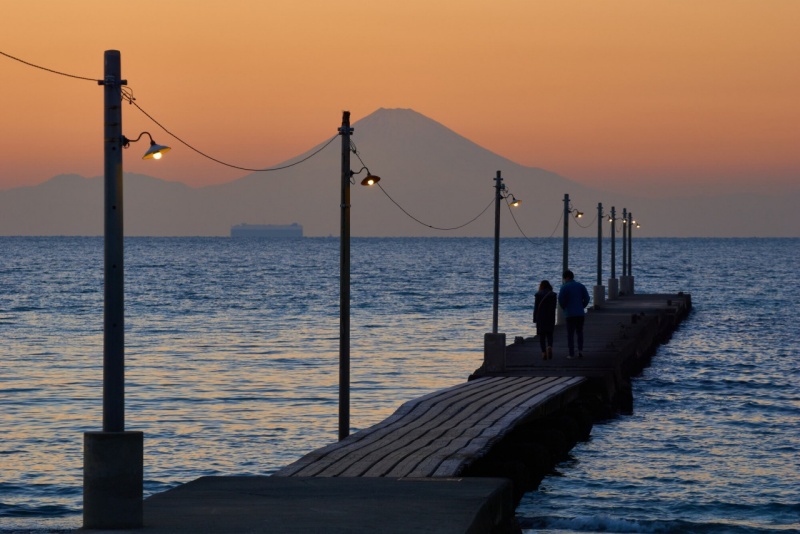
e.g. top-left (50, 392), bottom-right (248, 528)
top-left (483, 333), bottom-right (506, 372)
top-left (593, 285), bottom-right (605, 308)
top-left (620, 275), bottom-right (635, 295)
top-left (608, 278), bottom-right (619, 300)
top-left (619, 276), bottom-right (633, 295)
top-left (84, 431), bottom-right (143, 529)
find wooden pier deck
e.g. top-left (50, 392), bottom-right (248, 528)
top-left (274, 376), bottom-right (585, 478)
top-left (133, 292), bottom-right (692, 534)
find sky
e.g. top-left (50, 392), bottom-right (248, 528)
top-left (2, 0), bottom-right (799, 197)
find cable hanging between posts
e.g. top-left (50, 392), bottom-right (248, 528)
top-left (505, 198), bottom-right (539, 245)
top-left (572, 212), bottom-right (597, 229)
top-left (547, 211), bottom-right (563, 238)
top-left (377, 183), bottom-right (495, 231)
top-left (0, 49), bottom-right (100, 82)
top-left (124, 93), bottom-right (337, 172)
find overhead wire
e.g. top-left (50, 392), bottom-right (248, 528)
top-left (377, 184), bottom-right (495, 231)
top-left (0, 49), bottom-right (100, 82)
top-left (125, 94), bottom-right (337, 172)
top-left (0, 50), bottom-right (337, 173)
top-left (572, 211), bottom-right (597, 229)
top-left (504, 198), bottom-right (540, 245)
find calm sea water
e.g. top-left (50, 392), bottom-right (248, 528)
top-left (1, 237), bottom-right (798, 533)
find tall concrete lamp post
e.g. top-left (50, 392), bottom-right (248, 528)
top-left (621, 208), bottom-right (628, 294)
top-left (338, 111), bottom-right (380, 441)
top-left (559, 194), bottom-right (582, 323)
top-left (626, 212), bottom-right (638, 294)
top-left (593, 203), bottom-right (605, 307)
top-left (608, 206), bottom-right (619, 299)
top-left (84, 50), bottom-right (169, 530)
top-left (484, 171), bottom-right (520, 372)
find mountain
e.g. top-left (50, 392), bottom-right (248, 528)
top-left (1, 108), bottom-right (798, 237)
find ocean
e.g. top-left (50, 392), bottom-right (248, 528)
top-left (1, 237), bottom-right (798, 533)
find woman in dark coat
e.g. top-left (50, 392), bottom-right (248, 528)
top-left (533, 280), bottom-right (557, 360)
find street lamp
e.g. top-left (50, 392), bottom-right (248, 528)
top-left (492, 170), bottom-right (521, 335)
top-left (84, 49), bottom-right (169, 531)
top-left (484, 171), bottom-right (520, 374)
top-left (338, 111), bottom-right (379, 441)
top-left (559, 194), bottom-right (582, 323)
top-left (122, 131), bottom-right (171, 160)
top-left (625, 211), bottom-right (639, 294)
top-left (607, 206), bottom-right (620, 299)
top-left (593, 202), bottom-right (605, 308)
top-left (621, 208), bottom-right (628, 292)
top-left (562, 193), bottom-right (583, 274)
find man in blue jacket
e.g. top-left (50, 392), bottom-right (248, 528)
top-left (558, 270), bottom-right (590, 359)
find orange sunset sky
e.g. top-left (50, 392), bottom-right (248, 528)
top-left (2, 0), bottom-right (798, 197)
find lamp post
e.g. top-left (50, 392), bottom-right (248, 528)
top-left (83, 51), bottom-right (171, 530)
top-left (622, 208), bottom-right (628, 293)
top-left (337, 111), bottom-right (380, 441)
top-left (621, 208), bottom-right (634, 295)
top-left (627, 211), bottom-right (636, 294)
top-left (608, 206), bottom-right (619, 299)
top-left (559, 194), bottom-right (582, 323)
top-left (628, 212), bottom-right (635, 276)
top-left (593, 203), bottom-right (605, 307)
top-left (484, 171), bottom-right (519, 372)
top-left (339, 111), bottom-right (353, 441)
top-left (492, 171), bottom-right (503, 335)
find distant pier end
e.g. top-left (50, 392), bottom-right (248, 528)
top-left (230, 223), bottom-right (303, 238)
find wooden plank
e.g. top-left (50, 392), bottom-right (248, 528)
top-left (276, 375), bottom-right (586, 479)
top-left (274, 377), bottom-right (511, 476)
top-left (350, 377), bottom-right (562, 477)
top-left (321, 377), bottom-right (549, 477)
top-left (428, 376), bottom-right (585, 477)
top-left (396, 377), bottom-right (584, 477)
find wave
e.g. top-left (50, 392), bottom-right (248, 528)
top-left (520, 513), bottom-right (800, 533)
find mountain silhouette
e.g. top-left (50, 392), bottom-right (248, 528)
top-left (1, 108), bottom-right (797, 237)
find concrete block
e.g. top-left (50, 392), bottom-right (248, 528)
top-left (608, 278), bottom-right (619, 299)
top-left (483, 333), bottom-right (506, 372)
top-left (593, 285), bottom-right (606, 308)
top-left (84, 431), bottom-right (143, 529)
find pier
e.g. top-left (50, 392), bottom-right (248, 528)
top-left (119, 293), bottom-right (691, 533)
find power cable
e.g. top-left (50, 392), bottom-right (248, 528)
top-left (126, 95), bottom-right (337, 172)
top-left (376, 184), bottom-right (495, 231)
top-left (0, 50), bottom-right (99, 82)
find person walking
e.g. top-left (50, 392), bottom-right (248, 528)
top-left (558, 270), bottom-right (590, 359)
top-left (533, 280), bottom-right (557, 360)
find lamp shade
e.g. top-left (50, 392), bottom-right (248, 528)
top-left (360, 174), bottom-right (380, 186)
top-left (143, 141), bottom-right (171, 160)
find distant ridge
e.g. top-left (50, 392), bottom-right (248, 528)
top-left (0, 108), bottom-right (798, 237)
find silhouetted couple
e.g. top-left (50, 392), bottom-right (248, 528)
top-left (534, 270), bottom-right (590, 360)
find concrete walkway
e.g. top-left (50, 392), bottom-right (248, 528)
top-left (89, 476), bottom-right (513, 533)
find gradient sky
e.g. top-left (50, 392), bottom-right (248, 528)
top-left (2, 0), bottom-right (798, 197)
